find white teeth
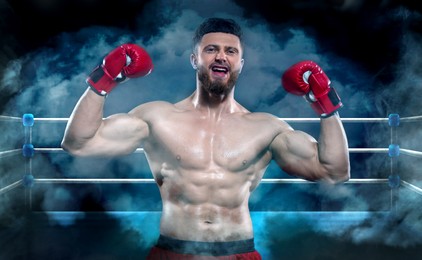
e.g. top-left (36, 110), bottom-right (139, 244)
top-left (212, 67), bottom-right (228, 72)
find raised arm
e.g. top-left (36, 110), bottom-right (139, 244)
top-left (272, 60), bottom-right (350, 183)
top-left (61, 43), bottom-right (153, 157)
top-left (271, 114), bottom-right (350, 183)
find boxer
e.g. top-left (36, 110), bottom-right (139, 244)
top-left (62, 18), bottom-right (350, 259)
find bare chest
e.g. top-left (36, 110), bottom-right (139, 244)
top-left (145, 114), bottom-right (273, 171)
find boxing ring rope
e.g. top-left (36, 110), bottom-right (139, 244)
top-left (32, 178), bottom-right (422, 196)
top-left (0, 147), bottom-right (421, 158)
top-left (1, 115), bottom-right (421, 123)
top-left (30, 178), bottom-right (389, 184)
top-left (1, 114), bottom-right (422, 206)
top-left (0, 149), bottom-right (22, 158)
top-left (0, 147), bottom-right (420, 157)
top-left (0, 180), bottom-right (23, 194)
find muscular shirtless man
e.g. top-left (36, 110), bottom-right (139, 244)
top-left (61, 18), bottom-right (350, 259)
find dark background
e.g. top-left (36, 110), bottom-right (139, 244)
top-left (1, 0), bottom-right (422, 113)
top-left (1, 0), bottom-right (422, 259)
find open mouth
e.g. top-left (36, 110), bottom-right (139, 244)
top-left (211, 65), bottom-right (229, 78)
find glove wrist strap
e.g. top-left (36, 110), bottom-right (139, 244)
top-left (308, 87), bottom-right (343, 117)
top-left (86, 65), bottom-right (121, 96)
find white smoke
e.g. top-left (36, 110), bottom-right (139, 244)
top-left (1, 0), bottom-right (422, 258)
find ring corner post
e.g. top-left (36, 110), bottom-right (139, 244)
top-left (387, 113), bottom-right (400, 212)
top-left (22, 113), bottom-right (35, 212)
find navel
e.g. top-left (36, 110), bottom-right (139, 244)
top-left (242, 160), bottom-right (247, 165)
top-left (176, 155), bottom-right (181, 161)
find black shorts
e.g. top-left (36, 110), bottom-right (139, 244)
top-left (146, 234), bottom-right (262, 259)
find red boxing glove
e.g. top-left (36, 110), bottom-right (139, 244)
top-left (281, 60), bottom-right (342, 117)
top-left (86, 43), bottom-right (153, 96)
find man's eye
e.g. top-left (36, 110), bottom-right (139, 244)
top-left (226, 48), bottom-right (238, 55)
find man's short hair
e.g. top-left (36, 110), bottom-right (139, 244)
top-left (192, 17), bottom-right (243, 52)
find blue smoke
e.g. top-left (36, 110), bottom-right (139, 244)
top-left (1, 0), bottom-right (422, 258)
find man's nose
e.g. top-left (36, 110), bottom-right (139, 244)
top-left (215, 50), bottom-right (226, 62)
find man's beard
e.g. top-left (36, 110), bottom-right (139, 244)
top-left (198, 66), bottom-right (239, 96)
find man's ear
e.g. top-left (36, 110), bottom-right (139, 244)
top-left (239, 58), bottom-right (245, 74)
top-left (190, 54), bottom-right (197, 70)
